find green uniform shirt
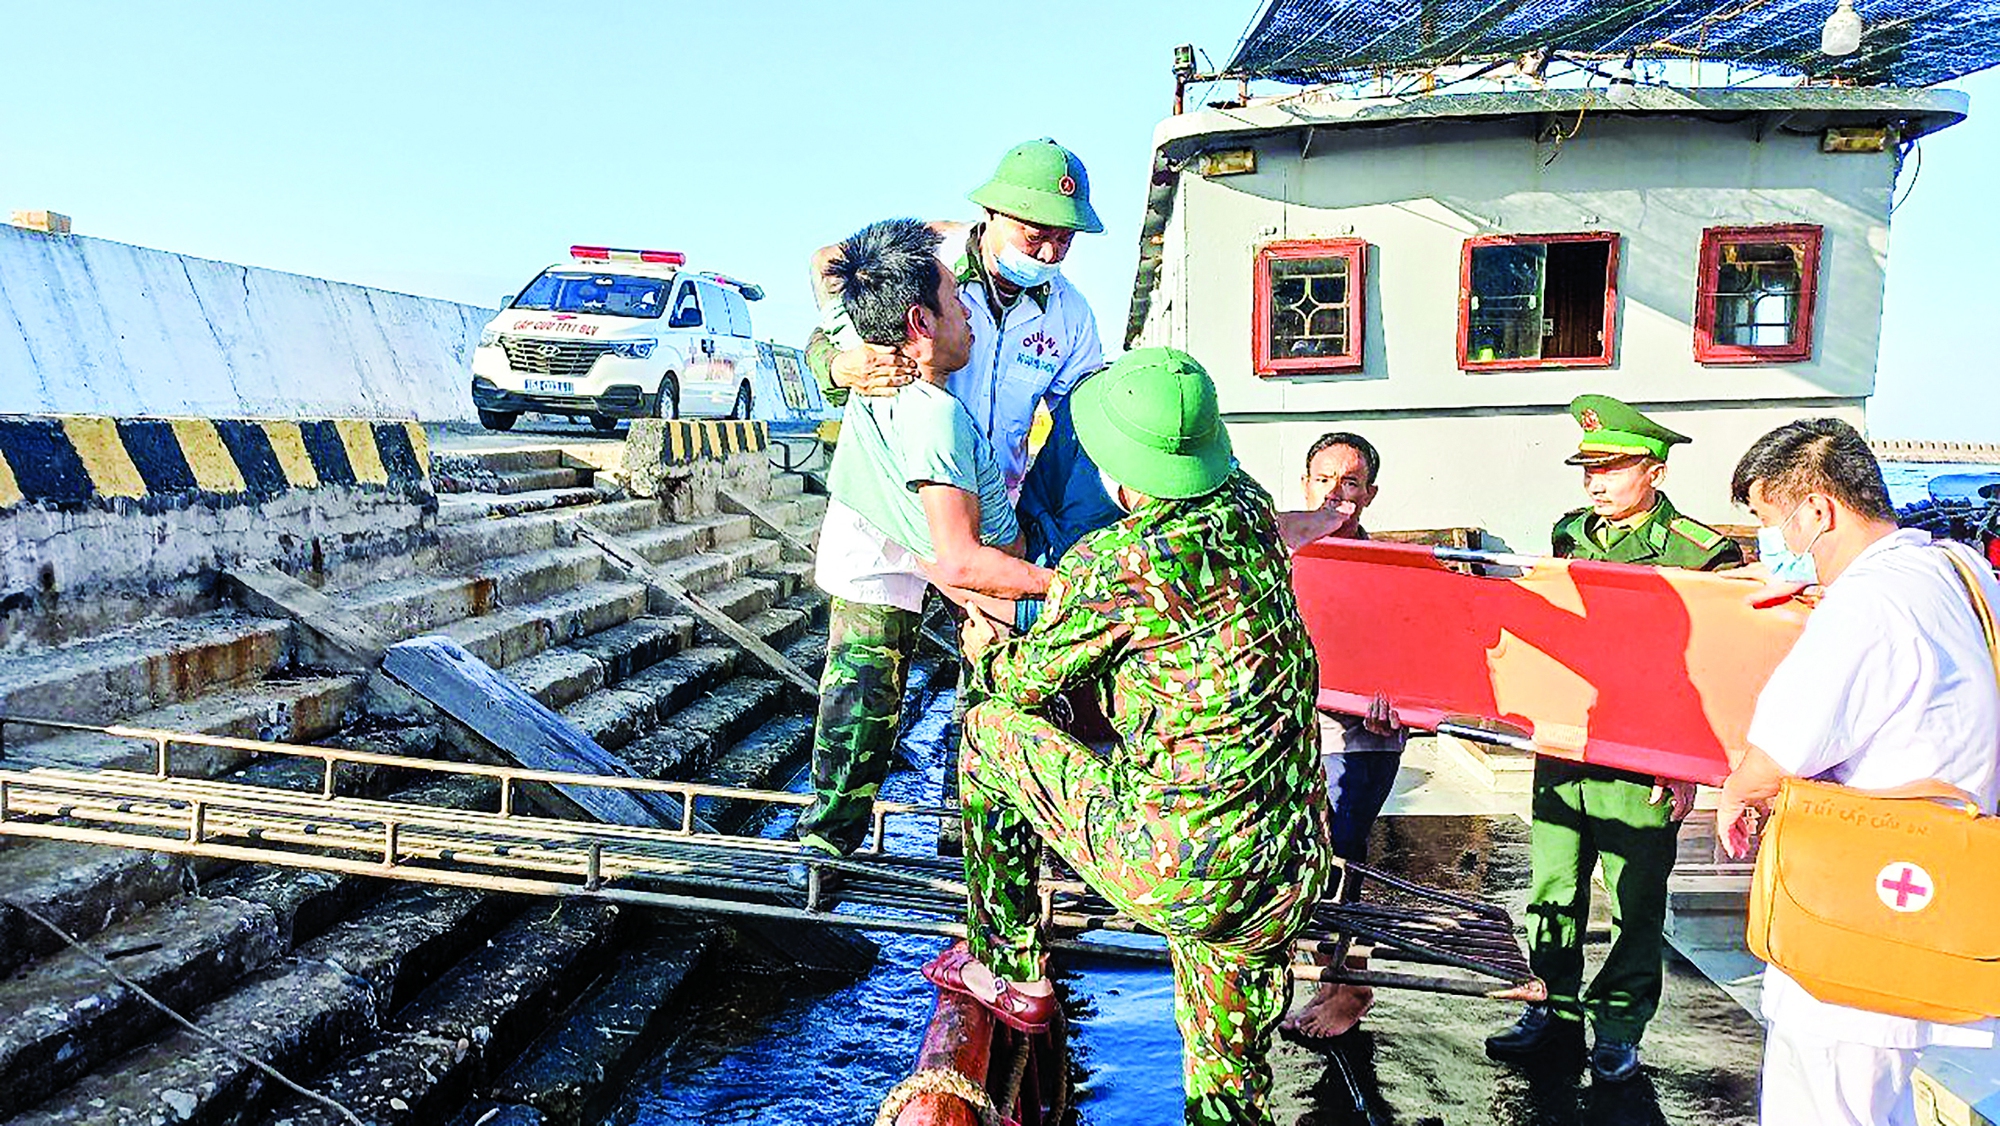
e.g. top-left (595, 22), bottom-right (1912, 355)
top-left (825, 379), bottom-right (1019, 560)
top-left (968, 471), bottom-right (1325, 857)
top-left (1551, 491), bottom-right (1744, 570)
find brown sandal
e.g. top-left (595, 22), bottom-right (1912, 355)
top-left (920, 941), bottom-right (1058, 1034)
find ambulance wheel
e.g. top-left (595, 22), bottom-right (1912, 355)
top-left (589, 414), bottom-right (620, 433)
top-left (654, 375), bottom-right (680, 420)
top-left (477, 408), bottom-right (518, 432)
top-left (729, 383), bottom-right (753, 420)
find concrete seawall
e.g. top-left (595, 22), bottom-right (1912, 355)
top-left (0, 415), bottom-right (436, 650)
top-left (1871, 439), bottom-right (2000, 465)
top-left (1, 225), bottom-right (488, 421)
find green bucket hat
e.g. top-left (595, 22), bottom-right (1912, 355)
top-left (1072, 347), bottom-right (1234, 500)
top-left (968, 139), bottom-right (1104, 234)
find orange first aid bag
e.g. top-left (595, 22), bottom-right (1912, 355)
top-left (1747, 550), bottom-right (2000, 1024)
top-left (1748, 778), bottom-right (2000, 1023)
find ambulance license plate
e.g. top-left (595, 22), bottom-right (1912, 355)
top-left (524, 379), bottom-right (574, 394)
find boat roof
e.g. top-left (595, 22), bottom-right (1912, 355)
top-left (1227, 0), bottom-right (2000, 89)
top-left (1123, 84), bottom-right (1969, 347)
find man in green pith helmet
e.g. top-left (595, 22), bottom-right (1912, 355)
top-left (1485, 393), bottom-right (1743, 1083)
top-left (806, 137), bottom-right (1105, 489)
top-left (792, 140), bottom-right (1106, 867)
top-left (937, 348), bottom-right (1333, 1126)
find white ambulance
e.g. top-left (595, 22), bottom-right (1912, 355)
top-left (470, 246), bottom-right (766, 431)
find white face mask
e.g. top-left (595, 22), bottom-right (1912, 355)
top-left (994, 241), bottom-right (1061, 288)
top-left (1098, 468), bottom-right (1128, 511)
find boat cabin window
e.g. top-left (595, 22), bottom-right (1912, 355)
top-left (1695, 225), bottom-right (1822, 365)
top-left (1253, 238), bottom-right (1366, 376)
top-left (1459, 233), bottom-right (1618, 370)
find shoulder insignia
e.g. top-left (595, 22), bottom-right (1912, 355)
top-left (1669, 517), bottom-right (1724, 550)
top-left (1552, 508), bottom-right (1590, 554)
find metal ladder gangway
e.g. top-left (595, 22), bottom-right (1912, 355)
top-left (0, 716), bottom-right (1544, 1000)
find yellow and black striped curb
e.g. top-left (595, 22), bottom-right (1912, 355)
top-left (659, 420), bottom-right (767, 465)
top-left (0, 416), bottom-right (432, 512)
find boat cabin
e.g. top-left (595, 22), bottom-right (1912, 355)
top-left (1125, 85), bottom-right (1967, 549)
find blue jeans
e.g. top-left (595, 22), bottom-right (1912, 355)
top-left (1320, 714), bottom-right (1405, 863)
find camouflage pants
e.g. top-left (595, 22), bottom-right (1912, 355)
top-left (794, 598), bottom-right (918, 855)
top-left (961, 698), bottom-right (1332, 1126)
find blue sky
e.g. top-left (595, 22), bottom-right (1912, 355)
top-left (1, 0), bottom-right (1991, 441)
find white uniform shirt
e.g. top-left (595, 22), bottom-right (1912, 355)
top-left (932, 224), bottom-right (1103, 499)
top-left (812, 223), bottom-right (1103, 607)
top-left (1747, 528), bottom-right (2000, 1049)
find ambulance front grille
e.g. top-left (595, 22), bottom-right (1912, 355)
top-left (499, 336), bottom-right (617, 378)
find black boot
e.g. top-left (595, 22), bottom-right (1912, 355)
top-left (1589, 1036), bottom-right (1641, 1083)
top-left (1484, 1004), bottom-right (1585, 1065)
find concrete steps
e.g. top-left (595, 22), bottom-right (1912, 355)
top-left (12, 674), bottom-right (366, 775)
top-left (0, 771), bottom-right (493, 1110)
top-left (433, 581), bottom-right (647, 669)
top-left (433, 446), bottom-right (596, 498)
top-left (698, 713), bottom-right (817, 830)
top-left (437, 487), bottom-right (601, 525)
top-left (256, 902), bottom-right (624, 1126)
top-left (4, 886), bottom-right (519, 1126)
top-left (477, 546), bottom-right (606, 609)
top-left (0, 724), bottom-right (431, 976)
top-left (0, 612), bottom-right (293, 743)
top-left (437, 499), bottom-right (661, 570)
top-left (0, 895), bottom-right (285, 1117)
top-left (480, 921), bottom-right (722, 1125)
top-left (437, 447), bottom-right (568, 476)
top-left (0, 450), bottom-right (838, 1124)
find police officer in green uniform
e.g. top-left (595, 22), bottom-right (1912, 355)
top-left (1486, 394), bottom-right (1743, 1082)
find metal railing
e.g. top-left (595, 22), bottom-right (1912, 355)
top-left (0, 715), bottom-right (1543, 999)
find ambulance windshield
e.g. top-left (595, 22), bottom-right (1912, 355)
top-left (511, 272), bottom-right (670, 319)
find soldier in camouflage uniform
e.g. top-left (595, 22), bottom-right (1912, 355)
top-left (945, 349), bottom-right (1334, 1126)
top-left (1487, 394), bottom-right (1744, 1083)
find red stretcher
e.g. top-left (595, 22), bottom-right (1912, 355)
top-left (1291, 540), bottom-right (1812, 785)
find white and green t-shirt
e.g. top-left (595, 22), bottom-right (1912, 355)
top-left (825, 379), bottom-right (1020, 565)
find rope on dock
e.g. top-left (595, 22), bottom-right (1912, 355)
top-left (873, 1065), bottom-right (1002, 1126)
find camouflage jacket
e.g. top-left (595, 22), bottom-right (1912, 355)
top-left (968, 471), bottom-right (1328, 852)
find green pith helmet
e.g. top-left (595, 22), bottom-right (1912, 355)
top-left (1564, 394), bottom-right (1691, 465)
top-left (967, 139), bottom-right (1104, 234)
top-left (1073, 347), bottom-right (1233, 499)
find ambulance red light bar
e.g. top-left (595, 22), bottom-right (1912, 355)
top-left (695, 271), bottom-right (766, 301)
top-left (569, 245), bottom-right (686, 266)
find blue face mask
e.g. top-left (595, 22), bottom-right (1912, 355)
top-left (1758, 502), bottom-right (1825, 585)
top-left (994, 242), bottom-right (1060, 289)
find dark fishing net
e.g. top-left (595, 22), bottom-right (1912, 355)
top-left (1226, 0), bottom-right (2000, 88)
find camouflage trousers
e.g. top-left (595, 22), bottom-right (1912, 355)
top-left (794, 597), bottom-right (919, 855)
top-left (961, 698), bottom-right (1333, 1126)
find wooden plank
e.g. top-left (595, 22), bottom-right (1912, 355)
top-left (225, 562), bottom-right (389, 670)
top-left (572, 523), bottom-right (819, 696)
top-left (382, 635), bottom-right (685, 828)
top-left (720, 487), bottom-right (817, 559)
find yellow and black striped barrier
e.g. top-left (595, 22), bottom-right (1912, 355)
top-left (0, 416), bottom-right (432, 511)
top-left (658, 420), bottom-right (767, 466)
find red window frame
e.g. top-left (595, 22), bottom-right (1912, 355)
top-left (1457, 231), bottom-right (1620, 371)
top-left (1694, 225), bottom-right (1823, 365)
top-left (1253, 238), bottom-right (1367, 376)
